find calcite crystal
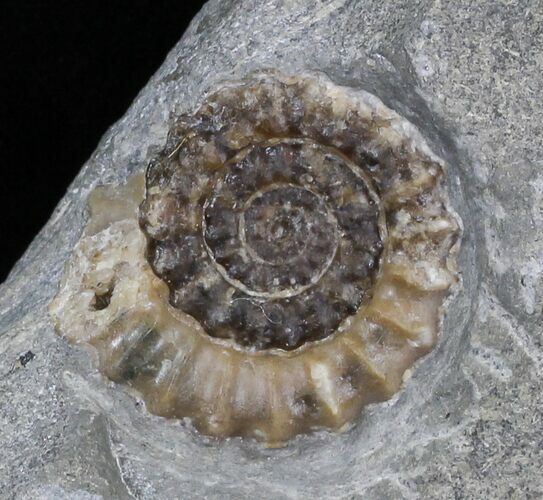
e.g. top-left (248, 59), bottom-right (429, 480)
top-left (50, 71), bottom-right (460, 444)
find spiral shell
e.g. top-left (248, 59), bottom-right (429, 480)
top-left (50, 71), bottom-right (460, 444)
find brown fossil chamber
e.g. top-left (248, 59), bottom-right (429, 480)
top-left (50, 71), bottom-right (460, 445)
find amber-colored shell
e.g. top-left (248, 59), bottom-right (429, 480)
top-left (50, 71), bottom-right (460, 445)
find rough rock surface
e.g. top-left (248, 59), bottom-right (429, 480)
top-left (1, 0), bottom-right (542, 498)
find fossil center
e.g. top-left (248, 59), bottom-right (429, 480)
top-left (144, 139), bottom-right (384, 350)
top-left (241, 185), bottom-right (325, 265)
top-left (206, 182), bottom-right (340, 298)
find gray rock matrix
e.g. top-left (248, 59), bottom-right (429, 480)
top-left (1, 0), bottom-right (541, 498)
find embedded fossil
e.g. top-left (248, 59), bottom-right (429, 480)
top-left (50, 71), bottom-right (460, 444)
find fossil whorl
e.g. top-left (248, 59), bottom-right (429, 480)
top-left (143, 137), bottom-right (384, 351)
top-left (50, 71), bottom-right (460, 444)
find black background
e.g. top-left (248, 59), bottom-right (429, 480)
top-left (0, 1), bottom-right (207, 282)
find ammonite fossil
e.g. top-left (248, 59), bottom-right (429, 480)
top-left (50, 71), bottom-right (460, 444)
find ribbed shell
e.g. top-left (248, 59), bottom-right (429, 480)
top-left (50, 71), bottom-right (460, 445)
